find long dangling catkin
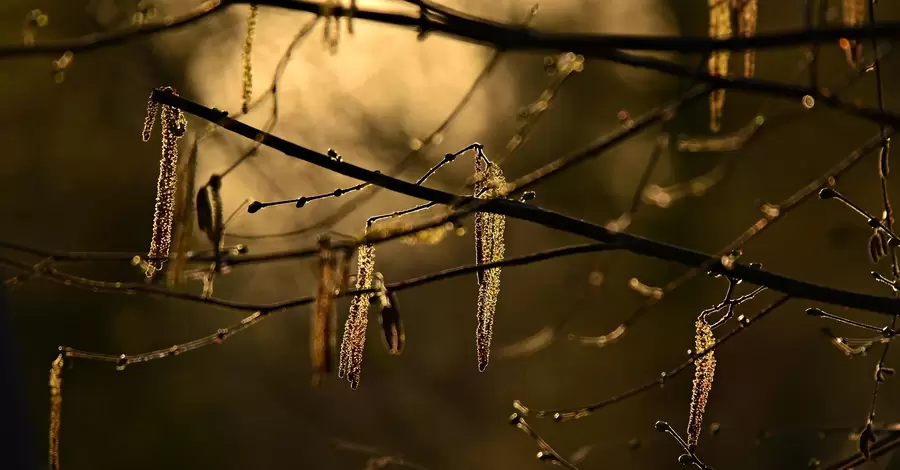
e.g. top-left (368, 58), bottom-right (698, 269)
top-left (687, 318), bottom-right (716, 452)
top-left (49, 353), bottom-right (63, 470)
top-left (841, 0), bottom-right (865, 68)
top-left (312, 237), bottom-right (337, 385)
top-left (708, 0), bottom-right (732, 132)
top-left (143, 87), bottom-right (187, 279)
top-left (339, 240), bottom-right (375, 389)
top-left (322, 0), bottom-right (340, 54)
top-left (474, 156), bottom-right (506, 372)
top-left (737, 0), bottom-right (758, 78)
top-left (241, 4), bottom-right (258, 113)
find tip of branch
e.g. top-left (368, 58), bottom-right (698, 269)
top-left (818, 188), bottom-right (838, 200)
top-left (806, 308), bottom-right (826, 317)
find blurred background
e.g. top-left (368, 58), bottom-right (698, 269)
top-left (1, 0), bottom-right (900, 469)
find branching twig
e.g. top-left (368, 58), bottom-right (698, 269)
top-left (573, 128), bottom-right (897, 346)
top-left (515, 295), bottom-right (790, 421)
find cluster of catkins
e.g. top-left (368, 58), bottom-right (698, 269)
top-left (707, 0), bottom-right (758, 132)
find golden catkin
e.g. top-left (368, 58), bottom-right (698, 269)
top-left (312, 237), bottom-right (337, 385)
top-left (474, 156), bottom-right (506, 372)
top-left (144, 87), bottom-right (187, 279)
top-left (241, 4), bottom-right (258, 113)
top-left (49, 354), bottom-right (63, 470)
top-left (322, 0), bottom-right (340, 54)
top-left (708, 0), bottom-right (732, 132)
top-left (339, 241), bottom-right (375, 389)
top-left (687, 318), bottom-right (716, 452)
top-left (737, 0), bottom-right (758, 78)
top-left (841, 0), bottom-right (865, 68)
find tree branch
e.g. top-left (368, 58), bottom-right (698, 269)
top-left (151, 90), bottom-right (900, 316)
top-left (7, 0), bottom-right (900, 58)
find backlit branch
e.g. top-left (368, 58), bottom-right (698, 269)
top-left (149, 89), bottom-right (900, 316)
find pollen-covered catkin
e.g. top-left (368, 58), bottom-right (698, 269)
top-left (687, 318), bottom-right (716, 452)
top-left (841, 0), bottom-right (865, 68)
top-left (312, 237), bottom-right (337, 385)
top-left (474, 154), bottom-right (506, 372)
top-left (708, 0), bottom-right (732, 132)
top-left (241, 4), bottom-right (258, 113)
top-left (738, 0), bottom-right (758, 78)
top-left (49, 353), bottom-right (63, 470)
top-left (339, 241), bottom-right (375, 389)
top-left (144, 87), bottom-right (187, 279)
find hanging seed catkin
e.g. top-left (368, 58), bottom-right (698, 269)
top-left (339, 240), bottom-right (375, 389)
top-left (49, 353), bottom-right (63, 470)
top-left (241, 4), bottom-right (258, 113)
top-left (708, 0), bottom-right (732, 132)
top-left (143, 86), bottom-right (187, 279)
top-left (312, 237), bottom-right (337, 385)
top-left (474, 155), bottom-right (506, 372)
top-left (737, 0), bottom-right (758, 78)
top-left (687, 318), bottom-right (717, 452)
top-left (165, 141), bottom-right (198, 288)
top-left (841, 0), bottom-right (865, 68)
top-left (322, 0), bottom-right (340, 54)
top-left (373, 275), bottom-right (404, 355)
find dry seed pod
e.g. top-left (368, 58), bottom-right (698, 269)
top-left (49, 353), bottom-right (63, 470)
top-left (241, 4), bottom-right (258, 113)
top-left (868, 229), bottom-right (890, 263)
top-left (708, 0), bottom-right (732, 132)
top-left (143, 86), bottom-right (187, 279)
top-left (375, 285), bottom-right (405, 355)
top-left (841, 0), bottom-right (865, 68)
top-left (859, 420), bottom-right (876, 460)
top-left (474, 153), bottom-right (506, 372)
top-left (196, 175), bottom-right (223, 247)
top-left (339, 240), bottom-right (375, 389)
top-left (737, 0), bottom-right (758, 77)
top-left (687, 318), bottom-right (717, 451)
top-left (312, 237), bottom-right (338, 385)
top-left (196, 175), bottom-right (223, 298)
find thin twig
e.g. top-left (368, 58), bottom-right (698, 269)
top-left (224, 6), bottom-right (535, 240)
top-left (864, 0), bottom-right (897, 442)
top-left (573, 128), bottom-right (897, 345)
top-left (515, 295), bottom-right (790, 421)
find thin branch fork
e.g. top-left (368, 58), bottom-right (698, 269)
top-left (148, 90), bottom-right (900, 316)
